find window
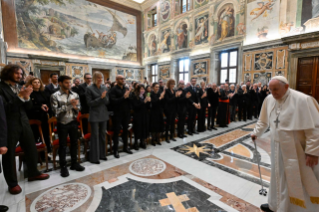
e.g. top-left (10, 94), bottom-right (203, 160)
top-left (148, 8), bottom-right (157, 28)
top-left (219, 50), bottom-right (238, 84)
top-left (181, 0), bottom-right (191, 14)
top-left (152, 13), bottom-right (157, 27)
top-left (151, 64), bottom-right (158, 82)
top-left (178, 58), bottom-right (190, 83)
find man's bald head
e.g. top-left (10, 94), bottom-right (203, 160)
top-left (116, 75), bottom-right (125, 86)
top-left (269, 79), bottom-right (289, 100)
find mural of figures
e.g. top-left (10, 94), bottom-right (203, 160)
top-left (160, 29), bottom-right (171, 53)
top-left (160, 1), bottom-right (171, 22)
top-left (195, 0), bottom-right (209, 9)
top-left (237, 23), bottom-right (246, 35)
top-left (126, 70), bottom-right (135, 80)
top-left (245, 0), bottom-right (280, 45)
top-left (194, 14), bottom-right (209, 45)
top-left (255, 52), bottom-right (273, 70)
top-left (217, 4), bottom-right (235, 41)
top-left (149, 34), bottom-right (157, 56)
top-left (244, 73), bottom-right (251, 83)
top-left (253, 72), bottom-right (272, 84)
top-left (176, 22), bottom-right (188, 49)
top-left (14, 0), bottom-right (138, 61)
top-left (193, 62), bottom-right (207, 75)
top-left (159, 65), bottom-right (171, 81)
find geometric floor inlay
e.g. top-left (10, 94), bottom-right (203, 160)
top-left (30, 183), bottom-right (91, 212)
top-left (225, 144), bottom-right (253, 159)
top-left (129, 158), bottom-right (167, 176)
top-left (202, 129), bottom-right (251, 148)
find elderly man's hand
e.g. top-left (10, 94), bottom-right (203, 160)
top-left (0, 147), bottom-right (8, 155)
top-left (306, 154), bottom-right (319, 168)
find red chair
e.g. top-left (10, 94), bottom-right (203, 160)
top-left (15, 120), bottom-right (49, 172)
top-left (79, 114), bottom-right (91, 160)
top-left (48, 117), bottom-right (81, 170)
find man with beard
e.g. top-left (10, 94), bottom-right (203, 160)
top-left (176, 80), bottom-right (191, 138)
top-left (109, 75), bottom-right (133, 158)
top-left (71, 77), bottom-right (81, 94)
top-left (51, 75), bottom-right (85, 177)
top-left (0, 65), bottom-right (50, 194)
top-left (185, 78), bottom-right (200, 135)
top-left (44, 73), bottom-right (59, 99)
top-left (78, 73), bottom-right (92, 134)
top-left (207, 83), bottom-right (219, 130)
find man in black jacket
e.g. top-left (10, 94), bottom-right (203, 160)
top-left (109, 75), bottom-right (133, 158)
top-left (206, 83), bottom-right (219, 130)
top-left (176, 80), bottom-right (191, 138)
top-left (250, 83), bottom-right (259, 118)
top-left (246, 81), bottom-right (253, 120)
top-left (184, 77), bottom-right (200, 135)
top-left (0, 65), bottom-right (49, 195)
top-left (44, 73), bottom-right (59, 99)
top-left (71, 77), bottom-right (81, 94)
top-left (78, 73), bottom-right (92, 134)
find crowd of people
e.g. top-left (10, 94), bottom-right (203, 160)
top-left (0, 64), bottom-right (270, 195)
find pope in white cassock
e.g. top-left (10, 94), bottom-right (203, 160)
top-left (252, 76), bottom-right (319, 212)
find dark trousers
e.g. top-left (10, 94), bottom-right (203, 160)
top-left (3, 123), bottom-right (41, 187)
top-left (31, 118), bottom-right (51, 153)
top-left (113, 114), bottom-right (130, 152)
top-left (177, 109), bottom-right (186, 136)
top-left (197, 108), bottom-right (206, 132)
top-left (81, 113), bottom-right (89, 135)
top-left (247, 103), bottom-right (253, 119)
top-left (207, 106), bottom-right (217, 127)
top-left (165, 110), bottom-right (176, 139)
top-left (187, 106), bottom-right (197, 133)
top-left (229, 104), bottom-right (237, 121)
top-left (90, 121), bottom-right (107, 162)
top-left (57, 121), bottom-right (78, 167)
top-left (252, 101), bottom-right (259, 118)
top-left (238, 103), bottom-right (244, 121)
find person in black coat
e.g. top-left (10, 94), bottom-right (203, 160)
top-left (78, 73), bottom-right (92, 134)
top-left (237, 84), bottom-right (244, 121)
top-left (150, 83), bottom-right (165, 145)
top-left (245, 81), bottom-right (253, 119)
top-left (176, 80), bottom-right (191, 138)
top-left (164, 79), bottom-right (179, 142)
top-left (260, 85), bottom-right (269, 105)
top-left (132, 85), bottom-right (151, 149)
top-left (44, 73), bottom-right (59, 100)
top-left (71, 77), bottom-right (81, 94)
top-left (250, 83), bottom-right (259, 118)
top-left (206, 83), bottom-right (219, 130)
top-left (229, 84), bottom-right (238, 122)
top-left (184, 78), bottom-right (200, 135)
top-left (26, 78), bottom-right (52, 153)
top-left (198, 81), bottom-right (209, 132)
top-left (217, 84), bottom-right (230, 127)
top-left (0, 64), bottom-right (49, 195)
top-left (109, 75), bottom-right (133, 158)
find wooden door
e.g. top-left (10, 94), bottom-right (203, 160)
top-left (92, 69), bottom-right (110, 82)
top-left (297, 57), bottom-right (319, 102)
top-left (40, 70), bottom-right (60, 85)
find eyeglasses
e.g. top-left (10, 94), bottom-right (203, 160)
top-left (86, 78), bottom-right (92, 80)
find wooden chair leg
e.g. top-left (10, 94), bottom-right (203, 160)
top-left (18, 156), bottom-right (23, 171)
top-left (77, 140), bottom-right (81, 163)
top-left (44, 149), bottom-right (48, 172)
top-left (105, 136), bottom-right (108, 155)
top-left (38, 154), bottom-right (43, 166)
top-left (110, 137), bottom-right (113, 154)
top-left (53, 146), bottom-right (57, 170)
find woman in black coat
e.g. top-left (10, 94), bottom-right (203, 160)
top-left (150, 83), bottom-right (165, 146)
top-left (164, 79), bottom-right (179, 142)
top-left (242, 85), bottom-right (251, 122)
top-left (260, 85), bottom-right (269, 105)
top-left (132, 85), bottom-right (151, 150)
top-left (198, 81), bottom-right (209, 132)
top-left (26, 78), bottom-right (51, 153)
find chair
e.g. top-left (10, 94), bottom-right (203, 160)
top-left (79, 114), bottom-right (91, 160)
top-left (15, 120), bottom-right (49, 172)
top-left (48, 117), bottom-right (81, 169)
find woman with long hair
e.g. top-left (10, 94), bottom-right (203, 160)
top-left (26, 78), bottom-right (52, 154)
top-left (150, 82), bottom-right (165, 145)
top-left (85, 71), bottom-right (109, 164)
top-left (198, 81), bottom-right (209, 132)
top-left (132, 84), bottom-right (151, 150)
top-left (164, 79), bottom-right (179, 142)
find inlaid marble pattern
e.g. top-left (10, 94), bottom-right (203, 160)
top-left (30, 183), bottom-right (91, 212)
top-left (225, 144), bottom-right (253, 159)
top-left (202, 129), bottom-right (251, 148)
top-left (25, 155), bottom-right (260, 212)
top-left (129, 158), bottom-right (166, 176)
top-left (242, 123), bottom-right (256, 131)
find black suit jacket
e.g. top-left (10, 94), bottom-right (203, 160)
top-left (44, 83), bottom-right (59, 99)
top-left (27, 91), bottom-right (51, 120)
top-left (78, 83), bottom-right (89, 114)
top-left (184, 86), bottom-right (200, 106)
top-left (207, 88), bottom-right (219, 107)
top-left (0, 96), bottom-right (7, 173)
top-left (71, 86), bottom-right (81, 95)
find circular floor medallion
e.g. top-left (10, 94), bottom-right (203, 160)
top-left (30, 183), bottom-right (91, 212)
top-left (129, 158), bottom-right (167, 176)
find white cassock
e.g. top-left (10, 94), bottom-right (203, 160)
top-left (253, 88), bottom-right (319, 212)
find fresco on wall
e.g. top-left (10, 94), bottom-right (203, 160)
top-left (254, 52), bottom-right (273, 70)
top-left (194, 14), bottom-right (209, 45)
top-left (253, 72), bottom-right (272, 84)
top-left (217, 4), bottom-right (235, 41)
top-left (176, 22), bottom-right (188, 49)
top-left (245, 0), bottom-right (280, 45)
top-left (126, 70), bottom-right (135, 80)
top-left (159, 65), bottom-right (171, 81)
top-left (195, 0), bottom-right (209, 9)
top-left (148, 34), bottom-right (157, 56)
top-left (160, 1), bottom-right (171, 23)
top-left (117, 69), bottom-right (125, 76)
top-left (15, 0), bottom-right (137, 61)
top-left (71, 66), bottom-right (84, 78)
top-left (160, 29), bottom-right (171, 53)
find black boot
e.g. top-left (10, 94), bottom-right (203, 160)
top-left (133, 142), bottom-right (139, 150)
top-left (156, 134), bottom-right (161, 145)
top-left (260, 204), bottom-right (273, 212)
top-left (114, 151), bottom-right (120, 158)
top-left (140, 140), bottom-right (146, 149)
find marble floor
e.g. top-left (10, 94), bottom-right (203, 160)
top-left (0, 119), bottom-right (272, 212)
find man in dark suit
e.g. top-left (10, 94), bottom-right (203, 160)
top-left (0, 96), bottom-right (9, 212)
top-left (78, 73), bottom-right (92, 134)
top-left (207, 83), bottom-right (219, 130)
top-left (71, 77), bottom-right (81, 94)
top-left (44, 73), bottom-right (59, 99)
top-left (0, 64), bottom-right (49, 195)
top-left (184, 77), bottom-right (200, 135)
top-left (176, 80), bottom-right (191, 138)
top-left (159, 79), bottom-right (164, 93)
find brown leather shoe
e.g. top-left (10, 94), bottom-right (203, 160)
top-left (28, 173), bottom-right (50, 182)
top-left (8, 185), bottom-right (22, 195)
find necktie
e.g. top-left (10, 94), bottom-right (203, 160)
top-left (193, 86), bottom-right (196, 92)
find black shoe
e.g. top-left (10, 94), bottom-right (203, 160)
top-left (133, 142), bottom-right (139, 150)
top-left (171, 138), bottom-right (176, 141)
top-left (208, 127), bottom-right (212, 131)
top-left (212, 127), bottom-right (217, 130)
top-left (140, 142), bottom-right (146, 149)
top-left (0, 205), bottom-right (9, 212)
top-left (60, 166), bottom-right (69, 177)
top-left (70, 163), bottom-right (85, 171)
top-left (166, 139), bottom-right (170, 143)
top-left (100, 157), bottom-right (107, 161)
top-left (156, 140), bottom-right (162, 145)
top-left (178, 135), bottom-right (183, 139)
top-left (193, 131), bottom-right (199, 134)
top-left (182, 135), bottom-right (187, 138)
top-left (90, 161), bottom-right (100, 164)
top-left (151, 140), bottom-right (156, 146)
top-left (114, 151), bottom-right (120, 158)
top-left (260, 204), bottom-right (273, 212)
top-left (188, 132), bottom-right (193, 136)
top-left (124, 148), bottom-right (133, 154)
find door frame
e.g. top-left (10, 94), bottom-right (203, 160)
top-left (34, 64), bottom-right (66, 79)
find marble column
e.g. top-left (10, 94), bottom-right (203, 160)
top-left (210, 50), bottom-right (219, 84)
top-left (171, 59), bottom-right (178, 81)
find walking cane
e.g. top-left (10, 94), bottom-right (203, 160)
top-left (253, 140), bottom-right (267, 196)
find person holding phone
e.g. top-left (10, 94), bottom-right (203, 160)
top-left (26, 78), bottom-right (52, 154)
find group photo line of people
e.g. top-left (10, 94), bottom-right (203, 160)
top-left (0, 64), bottom-right (270, 195)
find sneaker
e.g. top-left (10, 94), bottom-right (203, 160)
top-left (60, 166), bottom-right (69, 177)
top-left (70, 163), bottom-right (85, 172)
